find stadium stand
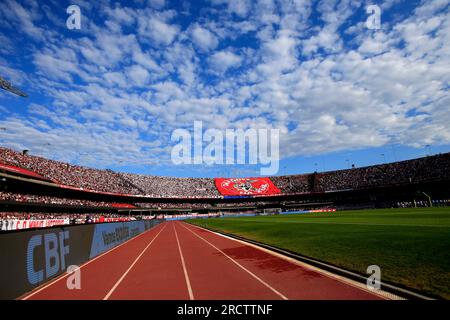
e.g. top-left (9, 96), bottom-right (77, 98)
top-left (315, 153), bottom-right (450, 192)
top-left (0, 212), bottom-right (130, 220)
top-left (0, 147), bottom-right (141, 195)
top-left (271, 175), bottom-right (312, 194)
top-left (121, 173), bottom-right (220, 198)
top-left (1, 146), bottom-right (450, 231)
top-left (0, 191), bottom-right (128, 208)
top-left (0, 212), bottom-right (136, 231)
top-left (2, 147), bottom-right (449, 198)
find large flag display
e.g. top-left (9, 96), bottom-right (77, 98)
top-left (215, 178), bottom-right (281, 196)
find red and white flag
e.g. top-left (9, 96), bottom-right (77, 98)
top-left (215, 178), bottom-right (281, 196)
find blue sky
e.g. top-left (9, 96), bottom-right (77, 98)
top-left (0, 0), bottom-right (449, 178)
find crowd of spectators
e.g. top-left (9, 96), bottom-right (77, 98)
top-left (134, 200), bottom-right (283, 210)
top-left (0, 212), bottom-right (137, 231)
top-left (0, 212), bottom-right (130, 221)
top-left (1, 147), bottom-right (449, 197)
top-left (0, 191), bottom-right (116, 208)
top-left (0, 147), bottom-right (221, 197)
top-left (2, 212), bottom-right (87, 220)
top-left (0, 212), bottom-right (134, 223)
top-left (315, 153), bottom-right (450, 192)
top-left (135, 202), bottom-right (213, 209)
top-left (122, 174), bottom-right (220, 198)
top-left (271, 175), bottom-right (311, 194)
top-left (0, 148), bottom-right (141, 194)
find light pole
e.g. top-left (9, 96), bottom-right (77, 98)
top-left (380, 153), bottom-right (386, 164)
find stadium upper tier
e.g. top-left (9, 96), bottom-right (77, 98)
top-left (1, 147), bottom-right (449, 199)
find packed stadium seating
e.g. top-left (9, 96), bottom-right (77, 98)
top-left (1, 147), bottom-right (450, 199)
top-left (121, 173), bottom-right (219, 198)
top-left (0, 212), bottom-right (128, 220)
top-left (0, 212), bottom-right (138, 231)
top-left (315, 153), bottom-right (450, 192)
top-left (0, 191), bottom-right (118, 207)
top-left (0, 148), bottom-right (141, 194)
top-left (135, 202), bottom-right (213, 209)
top-left (133, 201), bottom-right (279, 210)
top-left (271, 175), bottom-right (311, 194)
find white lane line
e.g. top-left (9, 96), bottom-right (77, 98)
top-left (22, 222), bottom-right (166, 300)
top-left (187, 223), bottom-right (401, 300)
top-left (103, 224), bottom-right (167, 300)
top-left (180, 222), bottom-right (288, 300)
top-left (173, 223), bottom-right (194, 300)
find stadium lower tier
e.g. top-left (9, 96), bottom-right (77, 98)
top-left (0, 191), bottom-right (135, 208)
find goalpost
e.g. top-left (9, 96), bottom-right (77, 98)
top-left (262, 208), bottom-right (282, 215)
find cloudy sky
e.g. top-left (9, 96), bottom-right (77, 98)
top-left (0, 0), bottom-right (449, 177)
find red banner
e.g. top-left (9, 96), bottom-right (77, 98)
top-left (215, 178), bottom-right (281, 196)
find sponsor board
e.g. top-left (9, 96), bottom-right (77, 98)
top-left (89, 221), bottom-right (146, 259)
top-left (280, 209), bottom-right (337, 215)
top-left (0, 224), bottom-right (94, 300)
top-left (0, 219), bottom-right (70, 231)
top-left (0, 220), bottom-right (163, 300)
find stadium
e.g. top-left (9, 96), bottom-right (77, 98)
top-left (1, 147), bottom-right (450, 300)
top-left (0, 0), bottom-right (450, 309)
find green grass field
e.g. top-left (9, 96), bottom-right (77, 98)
top-left (188, 207), bottom-right (450, 299)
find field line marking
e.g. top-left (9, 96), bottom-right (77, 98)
top-left (180, 222), bottom-right (289, 300)
top-left (187, 222), bottom-right (401, 300)
top-left (103, 224), bottom-right (167, 300)
top-left (21, 222), bottom-right (166, 300)
top-left (173, 223), bottom-right (194, 300)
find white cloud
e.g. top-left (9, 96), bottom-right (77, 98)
top-left (139, 16), bottom-right (179, 46)
top-left (302, 26), bottom-right (342, 55)
top-left (258, 31), bottom-right (298, 75)
top-left (209, 50), bottom-right (242, 73)
top-left (0, 0), bottom-right (45, 41)
top-left (103, 72), bottom-right (128, 88)
top-left (227, 0), bottom-right (251, 17)
top-left (191, 24), bottom-right (219, 51)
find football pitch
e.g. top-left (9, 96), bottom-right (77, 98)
top-left (188, 207), bottom-right (450, 299)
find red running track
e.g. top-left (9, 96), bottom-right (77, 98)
top-left (21, 221), bottom-right (387, 300)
